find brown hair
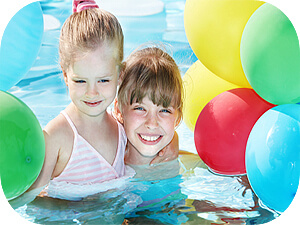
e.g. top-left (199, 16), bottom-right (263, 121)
top-left (59, 8), bottom-right (124, 72)
top-left (118, 46), bottom-right (183, 120)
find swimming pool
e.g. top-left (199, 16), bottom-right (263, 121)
top-left (10, 0), bottom-right (278, 224)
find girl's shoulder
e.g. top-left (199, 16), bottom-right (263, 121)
top-left (43, 113), bottom-right (73, 148)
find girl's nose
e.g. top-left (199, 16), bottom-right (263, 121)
top-left (86, 83), bottom-right (99, 97)
top-left (145, 113), bottom-right (159, 129)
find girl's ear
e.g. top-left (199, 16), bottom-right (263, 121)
top-left (175, 114), bottom-right (182, 130)
top-left (113, 98), bottom-right (124, 124)
top-left (61, 64), bottom-right (69, 86)
top-left (62, 70), bottom-right (68, 86)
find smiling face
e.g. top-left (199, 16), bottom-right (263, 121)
top-left (63, 42), bottom-right (119, 117)
top-left (121, 96), bottom-right (180, 159)
top-left (117, 47), bottom-right (183, 164)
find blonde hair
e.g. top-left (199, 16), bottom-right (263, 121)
top-left (118, 46), bottom-right (183, 120)
top-left (59, 8), bottom-right (124, 72)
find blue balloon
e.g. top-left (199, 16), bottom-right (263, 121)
top-left (0, 2), bottom-right (44, 91)
top-left (246, 104), bottom-right (300, 213)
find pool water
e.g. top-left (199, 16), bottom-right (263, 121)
top-left (10, 0), bottom-right (278, 224)
top-left (16, 153), bottom-right (277, 224)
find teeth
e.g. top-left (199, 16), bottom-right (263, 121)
top-left (140, 135), bottom-right (160, 142)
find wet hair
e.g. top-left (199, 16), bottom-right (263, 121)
top-left (118, 46), bottom-right (183, 119)
top-left (59, 8), bottom-right (124, 72)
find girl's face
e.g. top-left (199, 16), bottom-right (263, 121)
top-left (64, 43), bottom-right (119, 117)
top-left (121, 96), bottom-right (180, 157)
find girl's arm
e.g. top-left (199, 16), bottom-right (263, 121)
top-left (27, 129), bottom-right (60, 190)
top-left (9, 123), bottom-right (61, 208)
top-left (150, 132), bottom-right (179, 165)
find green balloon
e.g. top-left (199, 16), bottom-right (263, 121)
top-left (0, 91), bottom-right (45, 200)
top-left (240, 3), bottom-right (300, 105)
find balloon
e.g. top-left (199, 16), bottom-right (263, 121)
top-left (0, 91), bottom-right (45, 200)
top-left (0, 0), bottom-right (38, 41)
top-left (0, 2), bottom-right (44, 91)
top-left (194, 88), bottom-right (275, 176)
top-left (246, 104), bottom-right (300, 213)
top-left (183, 60), bottom-right (240, 131)
top-left (240, 3), bottom-right (300, 105)
top-left (184, 0), bottom-right (264, 87)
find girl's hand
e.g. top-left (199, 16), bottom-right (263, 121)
top-left (150, 132), bottom-right (179, 165)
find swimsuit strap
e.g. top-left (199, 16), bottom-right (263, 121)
top-left (61, 110), bottom-right (78, 135)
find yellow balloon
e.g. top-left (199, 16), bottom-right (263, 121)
top-left (183, 60), bottom-right (240, 131)
top-left (184, 0), bottom-right (264, 87)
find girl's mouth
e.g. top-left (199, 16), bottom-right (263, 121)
top-left (84, 101), bottom-right (102, 107)
top-left (138, 134), bottom-right (163, 145)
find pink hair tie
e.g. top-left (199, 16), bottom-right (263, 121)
top-left (73, 0), bottom-right (99, 13)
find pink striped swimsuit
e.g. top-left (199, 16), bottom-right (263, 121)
top-left (50, 111), bottom-right (126, 185)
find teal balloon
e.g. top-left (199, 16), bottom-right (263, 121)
top-left (0, 2), bottom-right (44, 91)
top-left (240, 3), bottom-right (300, 105)
top-left (0, 91), bottom-right (45, 200)
top-left (246, 104), bottom-right (300, 213)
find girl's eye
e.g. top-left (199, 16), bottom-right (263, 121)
top-left (98, 79), bottom-right (110, 83)
top-left (161, 109), bottom-right (172, 114)
top-left (74, 80), bottom-right (86, 84)
top-left (134, 106), bottom-right (144, 111)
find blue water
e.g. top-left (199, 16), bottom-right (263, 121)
top-left (10, 0), bottom-right (278, 224)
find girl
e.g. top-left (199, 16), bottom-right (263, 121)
top-left (10, 1), bottom-right (176, 207)
top-left (114, 46), bottom-right (186, 224)
top-left (19, 0), bottom-right (127, 200)
top-left (115, 46), bottom-right (183, 166)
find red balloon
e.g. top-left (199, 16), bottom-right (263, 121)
top-left (194, 88), bottom-right (275, 175)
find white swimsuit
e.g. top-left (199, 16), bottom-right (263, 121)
top-left (43, 110), bottom-right (130, 200)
